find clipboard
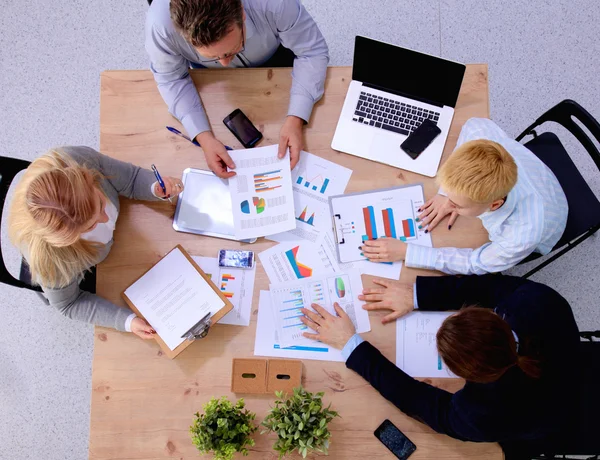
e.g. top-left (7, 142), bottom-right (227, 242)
top-left (121, 244), bottom-right (233, 359)
top-left (328, 184), bottom-right (427, 264)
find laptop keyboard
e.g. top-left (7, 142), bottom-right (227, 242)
top-left (353, 91), bottom-right (440, 135)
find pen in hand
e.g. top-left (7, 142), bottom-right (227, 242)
top-left (151, 164), bottom-right (172, 203)
top-left (166, 126), bottom-right (233, 151)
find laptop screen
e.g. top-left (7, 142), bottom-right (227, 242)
top-left (352, 36), bottom-right (466, 108)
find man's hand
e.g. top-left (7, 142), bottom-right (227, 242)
top-left (131, 317), bottom-right (156, 340)
top-left (196, 131), bottom-right (236, 179)
top-left (300, 303), bottom-right (356, 350)
top-left (360, 237), bottom-right (407, 263)
top-left (358, 279), bottom-right (414, 324)
top-left (278, 115), bottom-right (304, 170)
top-left (418, 194), bottom-right (459, 232)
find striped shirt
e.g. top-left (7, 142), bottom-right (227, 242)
top-left (405, 118), bottom-right (568, 275)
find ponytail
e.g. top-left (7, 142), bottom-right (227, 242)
top-left (516, 354), bottom-right (541, 379)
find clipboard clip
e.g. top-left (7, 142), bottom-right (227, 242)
top-left (181, 312), bottom-right (212, 341)
top-left (333, 214), bottom-right (345, 245)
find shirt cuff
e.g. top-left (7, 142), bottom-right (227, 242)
top-left (405, 244), bottom-right (439, 270)
top-left (413, 282), bottom-right (419, 309)
top-left (124, 313), bottom-right (137, 332)
top-left (287, 94), bottom-right (314, 124)
top-left (341, 334), bottom-right (364, 361)
top-left (181, 111), bottom-right (211, 143)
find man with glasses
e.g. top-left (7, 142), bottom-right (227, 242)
top-left (146, 0), bottom-right (329, 178)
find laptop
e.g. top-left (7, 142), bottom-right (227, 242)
top-left (331, 36), bottom-right (466, 177)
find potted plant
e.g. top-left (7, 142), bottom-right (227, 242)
top-left (190, 396), bottom-right (258, 460)
top-left (262, 387), bottom-right (339, 458)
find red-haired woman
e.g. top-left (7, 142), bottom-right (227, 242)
top-left (301, 275), bottom-right (580, 454)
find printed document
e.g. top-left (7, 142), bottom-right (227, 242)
top-left (123, 247), bottom-right (225, 351)
top-left (228, 145), bottom-right (296, 239)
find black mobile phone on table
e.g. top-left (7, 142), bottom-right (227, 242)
top-left (374, 419), bottom-right (417, 460)
top-left (223, 108), bottom-right (263, 148)
top-left (400, 118), bottom-right (442, 160)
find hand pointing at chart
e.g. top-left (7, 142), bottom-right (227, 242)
top-left (300, 303), bottom-right (356, 350)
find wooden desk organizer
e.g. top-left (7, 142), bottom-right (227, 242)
top-left (231, 358), bottom-right (302, 395)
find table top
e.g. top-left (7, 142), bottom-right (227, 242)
top-left (91, 66), bottom-right (498, 460)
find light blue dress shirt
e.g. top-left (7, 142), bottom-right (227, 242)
top-left (145, 0), bottom-right (329, 141)
top-left (405, 118), bottom-right (568, 275)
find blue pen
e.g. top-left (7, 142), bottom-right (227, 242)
top-left (151, 164), bottom-right (172, 203)
top-left (166, 126), bottom-right (233, 150)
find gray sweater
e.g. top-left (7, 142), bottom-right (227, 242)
top-left (30, 146), bottom-right (161, 331)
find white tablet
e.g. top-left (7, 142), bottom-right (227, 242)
top-left (173, 168), bottom-right (257, 243)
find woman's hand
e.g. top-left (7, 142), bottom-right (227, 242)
top-left (418, 194), bottom-right (459, 232)
top-left (358, 278), bottom-right (415, 324)
top-left (300, 303), bottom-right (356, 350)
top-left (131, 317), bottom-right (156, 340)
top-left (360, 237), bottom-right (407, 263)
top-left (152, 176), bottom-right (184, 200)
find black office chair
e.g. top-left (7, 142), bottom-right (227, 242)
top-left (0, 155), bottom-right (96, 299)
top-left (514, 100), bottom-right (600, 278)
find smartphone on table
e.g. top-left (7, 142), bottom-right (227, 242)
top-left (400, 118), bottom-right (442, 160)
top-left (223, 109), bottom-right (263, 148)
top-left (374, 419), bottom-right (417, 459)
top-left (218, 249), bottom-right (255, 269)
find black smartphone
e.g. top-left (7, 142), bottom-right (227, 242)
top-left (400, 118), bottom-right (442, 160)
top-left (223, 108), bottom-right (263, 148)
top-left (374, 420), bottom-right (417, 460)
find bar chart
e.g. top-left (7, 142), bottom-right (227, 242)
top-left (295, 174), bottom-right (331, 194)
top-left (254, 169), bottom-right (283, 192)
top-left (270, 287), bottom-right (311, 345)
top-left (220, 274), bottom-right (235, 298)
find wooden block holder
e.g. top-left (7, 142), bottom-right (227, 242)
top-left (231, 358), bottom-right (302, 395)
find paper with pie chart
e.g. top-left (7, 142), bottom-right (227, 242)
top-left (258, 240), bottom-right (336, 284)
top-left (228, 145), bottom-right (296, 239)
top-left (268, 269), bottom-right (370, 348)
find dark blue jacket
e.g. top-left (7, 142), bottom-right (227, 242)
top-left (346, 275), bottom-right (580, 446)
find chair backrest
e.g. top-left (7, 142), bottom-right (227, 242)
top-left (517, 100), bottom-right (600, 248)
top-left (0, 156), bottom-right (40, 290)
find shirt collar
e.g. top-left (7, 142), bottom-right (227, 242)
top-left (478, 189), bottom-right (517, 229)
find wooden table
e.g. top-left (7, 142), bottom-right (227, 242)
top-left (91, 66), bottom-right (497, 459)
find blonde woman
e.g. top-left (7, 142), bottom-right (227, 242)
top-left (8, 146), bottom-right (184, 339)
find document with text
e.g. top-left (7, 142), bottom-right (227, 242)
top-left (228, 145), bottom-right (296, 239)
top-left (123, 247), bottom-right (225, 351)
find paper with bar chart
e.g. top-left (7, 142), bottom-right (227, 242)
top-left (396, 311), bottom-right (457, 378)
top-left (191, 256), bottom-right (256, 327)
top-left (228, 145), bottom-right (296, 239)
top-left (254, 291), bottom-right (346, 362)
top-left (329, 184), bottom-right (432, 263)
top-left (269, 151), bottom-right (352, 245)
top-left (258, 240), bottom-right (336, 284)
top-left (268, 270), bottom-right (370, 348)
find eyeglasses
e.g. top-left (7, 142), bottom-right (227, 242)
top-left (198, 28), bottom-right (245, 64)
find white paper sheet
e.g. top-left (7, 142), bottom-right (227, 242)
top-left (254, 290), bottom-right (345, 362)
top-left (124, 247), bottom-right (225, 350)
top-left (269, 270), bottom-right (370, 348)
top-left (330, 184), bottom-right (432, 263)
top-left (396, 311), bottom-right (457, 378)
top-left (269, 151), bottom-right (352, 245)
top-left (258, 239), bottom-right (336, 284)
top-left (228, 145), bottom-right (296, 239)
top-left (192, 256), bottom-right (256, 327)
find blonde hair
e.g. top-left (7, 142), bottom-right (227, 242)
top-left (437, 140), bottom-right (518, 203)
top-left (8, 149), bottom-right (104, 288)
